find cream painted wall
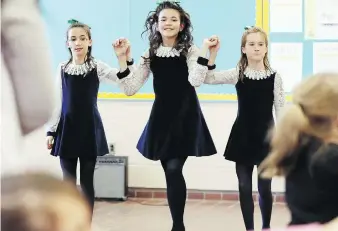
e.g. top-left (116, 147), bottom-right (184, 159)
top-left (11, 100), bottom-right (285, 193)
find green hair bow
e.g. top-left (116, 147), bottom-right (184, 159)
top-left (67, 19), bottom-right (91, 29)
top-left (244, 26), bottom-right (254, 30)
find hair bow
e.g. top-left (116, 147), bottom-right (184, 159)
top-left (244, 26), bottom-right (254, 30)
top-left (156, 0), bottom-right (181, 5)
top-left (67, 18), bottom-right (91, 29)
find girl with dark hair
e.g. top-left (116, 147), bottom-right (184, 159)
top-left (203, 27), bottom-right (285, 230)
top-left (112, 1), bottom-right (218, 230)
top-left (45, 20), bottom-right (134, 217)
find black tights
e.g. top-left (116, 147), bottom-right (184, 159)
top-left (60, 157), bottom-right (97, 218)
top-left (161, 157), bottom-right (188, 231)
top-left (236, 163), bottom-right (273, 231)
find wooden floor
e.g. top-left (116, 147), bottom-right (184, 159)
top-left (91, 198), bottom-right (290, 231)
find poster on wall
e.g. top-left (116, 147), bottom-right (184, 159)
top-left (305, 0), bottom-right (338, 40)
top-left (313, 42), bottom-right (338, 74)
top-left (270, 0), bottom-right (303, 33)
top-left (270, 43), bottom-right (303, 92)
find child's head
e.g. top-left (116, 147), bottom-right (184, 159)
top-left (1, 173), bottom-right (91, 231)
top-left (66, 21), bottom-right (93, 62)
top-left (259, 73), bottom-right (338, 177)
top-left (143, 0), bottom-right (193, 57)
top-left (237, 26), bottom-right (271, 77)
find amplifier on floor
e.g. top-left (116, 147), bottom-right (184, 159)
top-left (94, 155), bottom-right (128, 201)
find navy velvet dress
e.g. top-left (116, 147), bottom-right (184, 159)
top-left (46, 59), bottom-right (130, 159)
top-left (224, 73), bottom-right (276, 165)
top-left (117, 45), bottom-right (217, 161)
top-left (204, 68), bottom-right (285, 165)
top-left (50, 68), bottom-right (108, 159)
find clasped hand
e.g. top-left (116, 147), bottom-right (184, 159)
top-left (113, 35), bottom-right (220, 58)
top-left (204, 35), bottom-right (221, 55)
top-left (112, 38), bottom-right (131, 58)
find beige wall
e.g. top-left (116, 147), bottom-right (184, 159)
top-left (16, 100), bottom-right (285, 193)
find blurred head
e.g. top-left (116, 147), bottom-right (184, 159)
top-left (259, 73), bottom-right (338, 178)
top-left (66, 22), bottom-right (92, 62)
top-left (1, 173), bottom-right (91, 231)
top-left (237, 26), bottom-right (271, 79)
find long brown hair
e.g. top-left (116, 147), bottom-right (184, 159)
top-left (141, 1), bottom-right (193, 62)
top-left (258, 73), bottom-right (338, 178)
top-left (237, 26), bottom-right (272, 80)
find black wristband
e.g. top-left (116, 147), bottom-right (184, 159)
top-left (208, 64), bottom-right (216, 70)
top-left (197, 57), bottom-right (209, 66)
top-left (47, 131), bottom-right (56, 137)
top-left (117, 67), bottom-right (131, 79)
top-left (127, 59), bottom-right (134, 65)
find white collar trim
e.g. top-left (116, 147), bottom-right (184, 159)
top-left (244, 67), bottom-right (276, 80)
top-left (155, 45), bottom-right (182, 57)
top-left (63, 59), bottom-right (97, 76)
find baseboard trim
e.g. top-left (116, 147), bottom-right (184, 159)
top-left (127, 187), bottom-right (285, 203)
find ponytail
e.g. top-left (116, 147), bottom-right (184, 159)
top-left (259, 104), bottom-right (309, 178)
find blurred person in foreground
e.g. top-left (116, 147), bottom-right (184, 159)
top-left (263, 218), bottom-right (338, 231)
top-left (259, 73), bottom-right (338, 226)
top-left (1, 0), bottom-right (55, 174)
top-left (1, 172), bottom-right (91, 231)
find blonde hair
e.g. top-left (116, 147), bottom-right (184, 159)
top-left (259, 73), bottom-right (338, 178)
top-left (1, 173), bottom-right (91, 231)
top-left (237, 26), bottom-right (272, 80)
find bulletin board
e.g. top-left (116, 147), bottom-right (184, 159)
top-left (40, 0), bottom-right (263, 101)
top-left (265, 0), bottom-right (338, 101)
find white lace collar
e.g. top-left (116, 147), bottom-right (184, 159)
top-left (155, 45), bottom-right (182, 57)
top-left (244, 67), bottom-right (275, 80)
top-left (63, 59), bottom-right (97, 76)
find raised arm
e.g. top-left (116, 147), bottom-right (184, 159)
top-left (202, 38), bottom-right (239, 85)
top-left (2, 0), bottom-right (55, 135)
top-left (203, 68), bottom-right (239, 85)
top-left (96, 59), bottom-right (133, 84)
top-left (273, 72), bottom-right (285, 119)
top-left (96, 56), bottom-right (149, 96)
top-left (115, 50), bottom-right (151, 96)
top-left (112, 38), bottom-right (151, 96)
top-left (186, 44), bottom-right (211, 87)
